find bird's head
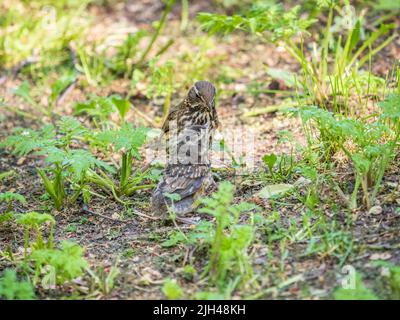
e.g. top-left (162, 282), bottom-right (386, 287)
top-left (187, 81), bottom-right (216, 112)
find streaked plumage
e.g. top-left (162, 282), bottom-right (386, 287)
top-left (151, 81), bottom-right (219, 218)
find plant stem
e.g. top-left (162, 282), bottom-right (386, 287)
top-left (124, 184), bottom-right (156, 196)
top-left (180, 0), bottom-right (188, 31)
top-left (163, 91), bottom-right (171, 116)
top-left (350, 174), bottom-right (361, 210)
top-left (23, 227), bottom-right (30, 262)
top-left (137, 0), bottom-right (176, 66)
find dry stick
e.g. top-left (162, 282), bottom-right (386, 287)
top-left (130, 209), bottom-right (159, 221)
top-left (182, 246), bottom-right (190, 267)
top-left (56, 78), bottom-right (78, 106)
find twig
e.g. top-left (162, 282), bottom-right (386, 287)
top-left (129, 209), bottom-right (159, 221)
top-left (81, 204), bottom-right (133, 224)
top-left (56, 78), bottom-right (78, 106)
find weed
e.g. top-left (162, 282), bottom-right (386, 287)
top-left (296, 94), bottom-right (400, 209)
top-left (146, 59), bottom-right (176, 116)
top-left (87, 265), bottom-right (120, 297)
top-left (334, 272), bottom-right (378, 300)
top-left (197, 181), bottom-right (261, 289)
top-left (0, 269), bottom-right (35, 300)
top-left (199, 1), bottom-right (396, 114)
top-left (373, 261), bottom-right (400, 299)
top-left (15, 211), bottom-right (55, 260)
top-left (31, 241), bottom-right (88, 287)
top-left (65, 224), bottom-right (78, 233)
top-left (162, 278), bottom-right (183, 300)
top-left (92, 124), bottom-right (154, 199)
top-left (0, 192), bottom-right (26, 214)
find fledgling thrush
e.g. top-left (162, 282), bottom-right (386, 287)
top-left (151, 81), bottom-right (219, 219)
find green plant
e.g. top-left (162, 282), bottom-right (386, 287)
top-left (15, 211), bottom-right (55, 260)
top-left (30, 241), bottom-right (89, 286)
top-left (90, 123), bottom-right (155, 199)
top-left (76, 44), bottom-right (110, 86)
top-left (262, 152), bottom-right (295, 181)
top-left (199, 1), bottom-right (396, 114)
top-left (0, 269), bottom-right (35, 300)
top-left (162, 278), bottom-right (183, 300)
top-left (296, 2), bottom-right (394, 112)
top-left (0, 1), bottom-right (91, 69)
top-left (0, 192), bottom-right (26, 214)
top-left (137, 0), bottom-right (177, 66)
top-left (75, 95), bottom-right (132, 129)
top-left (109, 31), bottom-right (147, 77)
top-left (197, 181), bottom-right (261, 289)
top-left (1, 117), bottom-right (114, 209)
top-left (334, 272), bottom-right (378, 300)
top-left (296, 95), bottom-right (400, 209)
top-left (146, 58), bottom-right (176, 116)
top-left (87, 265), bottom-right (120, 297)
top-left (373, 261), bottom-right (400, 299)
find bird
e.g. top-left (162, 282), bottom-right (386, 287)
top-left (151, 81), bottom-right (219, 220)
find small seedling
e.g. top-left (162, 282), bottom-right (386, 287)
top-left (15, 211), bottom-right (55, 260)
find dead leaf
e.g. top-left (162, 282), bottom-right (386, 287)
top-left (257, 183), bottom-right (294, 199)
top-left (368, 205), bottom-right (383, 215)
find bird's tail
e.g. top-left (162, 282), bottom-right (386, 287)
top-left (151, 164), bottom-right (214, 217)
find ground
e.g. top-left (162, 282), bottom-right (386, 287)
top-left (0, 0), bottom-right (400, 300)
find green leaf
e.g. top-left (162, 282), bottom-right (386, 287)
top-left (30, 241), bottom-right (88, 285)
top-left (15, 211), bottom-right (55, 227)
top-left (0, 269), bottom-right (35, 300)
top-left (1, 125), bottom-right (56, 156)
top-left (0, 212), bottom-right (14, 223)
top-left (75, 96), bottom-right (114, 121)
top-left (380, 93), bottom-right (400, 121)
top-left (12, 81), bottom-right (36, 106)
top-left (67, 149), bottom-right (115, 180)
top-left (0, 192), bottom-right (27, 204)
top-left (348, 19), bottom-right (361, 56)
top-left (266, 68), bottom-right (297, 88)
top-left (262, 153), bottom-right (278, 172)
top-left (97, 124), bottom-right (149, 157)
top-left (110, 96), bottom-right (131, 123)
top-left (162, 279), bottom-right (183, 300)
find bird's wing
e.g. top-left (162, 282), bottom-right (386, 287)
top-left (151, 165), bottom-right (212, 216)
top-left (163, 165), bottom-right (210, 198)
top-left (161, 100), bottom-right (183, 134)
